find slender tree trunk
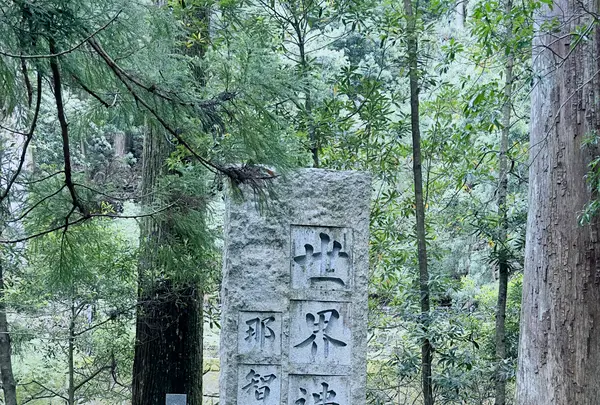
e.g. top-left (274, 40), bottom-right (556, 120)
top-left (516, 0), bottom-right (600, 401)
top-left (68, 301), bottom-right (76, 405)
top-left (0, 261), bottom-right (17, 405)
top-left (131, 129), bottom-right (203, 405)
top-left (0, 112), bottom-right (26, 405)
top-left (306, 89), bottom-right (318, 168)
top-left (403, 1), bottom-right (433, 404)
top-left (295, 24), bottom-right (319, 168)
top-left (494, 2), bottom-right (513, 403)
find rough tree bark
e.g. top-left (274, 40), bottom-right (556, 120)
top-left (132, 3), bottom-right (208, 403)
top-left (516, 0), bottom-right (600, 401)
top-left (403, 0), bottom-right (433, 404)
top-left (494, 1), bottom-right (513, 403)
top-left (131, 129), bottom-right (203, 405)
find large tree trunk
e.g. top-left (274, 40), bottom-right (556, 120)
top-left (131, 130), bottom-right (203, 405)
top-left (132, 2), bottom-right (208, 402)
top-left (403, 0), bottom-right (433, 404)
top-left (516, 0), bottom-right (600, 401)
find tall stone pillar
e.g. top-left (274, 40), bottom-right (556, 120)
top-left (220, 169), bottom-right (370, 405)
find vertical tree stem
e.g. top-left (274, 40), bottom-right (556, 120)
top-left (0, 259), bottom-right (17, 405)
top-left (494, 0), bottom-right (514, 402)
top-left (403, 0), bottom-right (433, 403)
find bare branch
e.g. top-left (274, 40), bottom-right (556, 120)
top-left (17, 170), bottom-right (65, 185)
top-left (73, 304), bottom-right (136, 337)
top-left (0, 123), bottom-right (28, 136)
top-left (21, 392), bottom-right (61, 405)
top-left (21, 59), bottom-right (32, 107)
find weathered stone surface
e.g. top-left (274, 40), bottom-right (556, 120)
top-left (289, 300), bottom-right (351, 367)
top-left (288, 374), bottom-right (349, 405)
top-left (237, 365), bottom-right (281, 405)
top-left (291, 226), bottom-right (353, 292)
top-left (238, 311), bottom-right (282, 364)
top-left (220, 169), bottom-right (370, 405)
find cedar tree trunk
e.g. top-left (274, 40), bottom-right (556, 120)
top-left (131, 130), bottom-right (203, 405)
top-left (516, 0), bottom-right (600, 401)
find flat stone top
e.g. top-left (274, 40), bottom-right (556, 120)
top-left (220, 168), bottom-right (371, 405)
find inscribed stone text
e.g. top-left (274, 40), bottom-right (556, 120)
top-left (288, 375), bottom-right (349, 405)
top-left (237, 365), bottom-right (281, 405)
top-left (238, 312), bottom-right (282, 356)
top-left (290, 301), bottom-right (351, 365)
top-left (294, 309), bottom-right (347, 358)
top-left (291, 227), bottom-right (352, 291)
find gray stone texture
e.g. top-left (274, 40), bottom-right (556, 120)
top-left (220, 169), bottom-right (370, 405)
top-left (288, 374), bottom-right (349, 405)
top-left (165, 394), bottom-right (187, 405)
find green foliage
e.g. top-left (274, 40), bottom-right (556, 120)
top-left (579, 131), bottom-right (600, 224)
top-left (0, 0), bottom-right (541, 402)
top-left (11, 218), bottom-right (136, 404)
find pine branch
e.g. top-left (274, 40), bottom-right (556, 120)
top-left (71, 74), bottom-right (113, 107)
top-left (0, 72), bottom-right (42, 204)
top-left (73, 365), bottom-right (112, 392)
top-left (0, 204), bottom-right (175, 244)
top-left (85, 38), bottom-right (235, 109)
top-left (8, 185), bottom-right (67, 223)
top-left (86, 40), bottom-right (274, 186)
top-left (49, 39), bottom-right (88, 217)
top-left (20, 381), bottom-right (68, 402)
top-left (88, 38), bottom-right (221, 174)
top-left (20, 59), bottom-right (32, 107)
top-left (0, 11), bottom-right (121, 60)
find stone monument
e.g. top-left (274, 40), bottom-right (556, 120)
top-left (220, 169), bottom-right (370, 405)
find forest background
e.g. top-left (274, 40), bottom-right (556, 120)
top-left (0, 0), bottom-right (594, 403)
